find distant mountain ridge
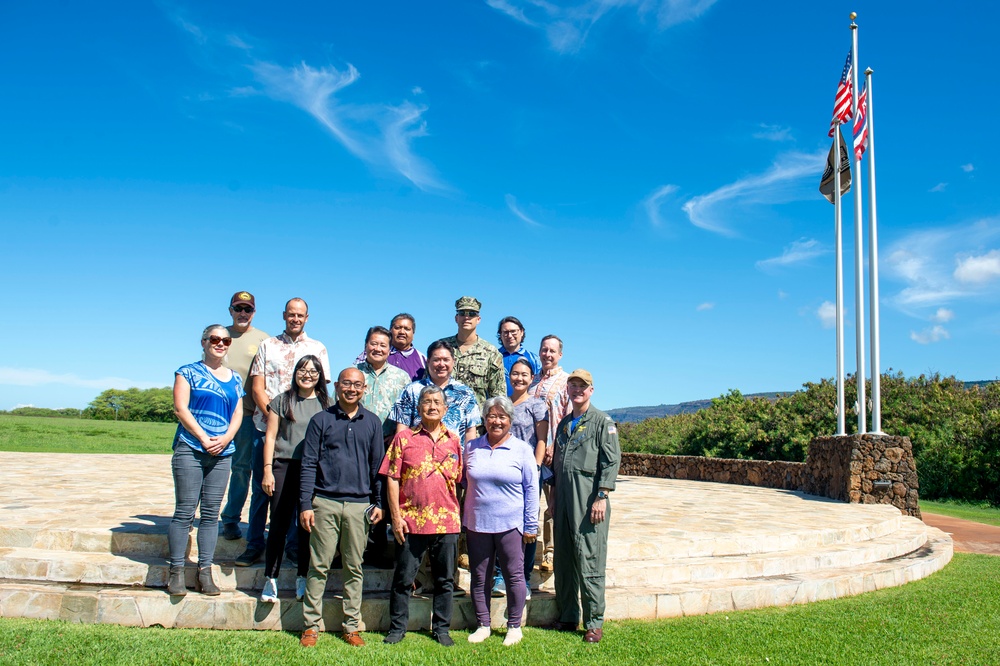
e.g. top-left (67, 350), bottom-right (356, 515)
top-left (608, 381), bottom-right (997, 423)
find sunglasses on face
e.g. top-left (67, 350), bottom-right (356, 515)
top-left (205, 335), bottom-right (233, 347)
top-left (457, 310), bottom-right (479, 318)
top-left (231, 305), bottom-right (254, 313)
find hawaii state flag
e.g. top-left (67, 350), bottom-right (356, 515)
top-left (853, 82), bottom-right (869, 161)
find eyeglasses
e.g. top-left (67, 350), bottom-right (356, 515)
top-left (231, 305), bottom-right (254, 313)
top-left (457, 310), bottom-right (479, 318)
top-left (487, 413), bottom-right (511, 422)
top-left (338, 380), bottom-right (365, 390)
top-left (296, 369), bottom-right (320, 378)
top-left (204, 335), bottom-right (233, 347)
top-left (500, 329), bottom-right (521, 336)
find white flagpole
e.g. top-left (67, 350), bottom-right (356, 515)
top-left (866, 67), bottom-right (883, 433)
top-left (834, 128), bottom-right (846, 436)
top-left (850, 14), bottom-right (867, 433)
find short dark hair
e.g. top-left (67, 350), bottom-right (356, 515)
top-left (391, 313), bottom-right (416, 331)
top-left (427, 339), bottom-right (455, 360)
top-left (496, 316), bottom-right (526, 346)
top-left (510, 357), bottom-right (535, 375)
top-left (284, 297), bottom-right (308, 313)
top-left (540, 334), bottom-right (563, 353)
top-left (365, 325), bottom-right (391, 344)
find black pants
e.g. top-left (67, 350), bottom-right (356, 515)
top-left (263, 458), bottom-right (309, 578)
top-left (388, 532), bottom-right (457, 634)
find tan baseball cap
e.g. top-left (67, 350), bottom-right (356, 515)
top-left (567, 369), bottom-right (593, 386)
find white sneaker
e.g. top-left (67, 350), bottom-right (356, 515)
top-left (260, 577), bottom-right (278, 603)
top-left (468, 626), bottom-right (491, 643)
top-left (295, 576), bottom-right (307, 601)
top-left (525, 585), bottom-right (532, 600)
top-left (503, 627), bottom-right (523, 646)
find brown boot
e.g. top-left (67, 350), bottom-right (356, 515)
top-left (197, 566), bottom-right (220, 596)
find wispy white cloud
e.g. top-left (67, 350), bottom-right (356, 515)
top-left (778, 290), bottom-right (788, 299)
top-left (816, 301), bottom-right (836, 329)
top-left (696, 302), bottom-right (714, 311)
top-left (250, 60), bottom-right (443, 191)
top-left (166, 13), bottom-right (443, 191)
top-left (643, 184), bottom-right (679, 227)
top-left (505, 194), bottom-right (543, 227)
top-left (486, 0), bottom-right (718, 54)
top-left (931, 308), bottom-right (954, 323)
top-left (0, 368), bottom-right (161, 390)
top-left (961, 163), bottom-right (975, 173)
top-left (954, 249), bottom-right (1000, 284)
top-left (681, 149), bottom-right (825, 236)
top-left (756, 238), bottom-right (827, 271)
top-left (411, 86), bottom-right (424, 95)
top-left (929, 182), bottom-right (948, 193)
top-left (910, 326), bottom-right (950, 344)
top-left (753, 123), bottom-right (793, 142)
top-left (883, 218), bottom-right (1000, 312)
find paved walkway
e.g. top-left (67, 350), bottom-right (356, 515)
top-left (922, 513), bottom-right (1000, 555)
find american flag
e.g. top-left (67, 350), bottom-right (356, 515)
top-left (853, 82), bottom-right (869, 161)
top-left (828, 52), bottom-right (853, 137)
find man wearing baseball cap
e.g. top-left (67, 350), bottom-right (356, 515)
top-left (220, 291), bottom-right (270, 541)
top-left (441, 296), bottom-right (505, 410)
top-left (549, 369), bottom-right (620, 644)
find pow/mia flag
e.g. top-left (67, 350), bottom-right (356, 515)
top-left (819, 128), bottom-right (852, 204)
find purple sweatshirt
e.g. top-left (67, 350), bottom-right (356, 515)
top-left (463, 434), bottom-right (539, 535)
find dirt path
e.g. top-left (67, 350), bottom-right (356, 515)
top-left (922, 512), bottom-right (1000, 555)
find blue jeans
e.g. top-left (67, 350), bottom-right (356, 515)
top-left (168, 442), bottom-right (232, 568)
top-left (220, 415), bottom-right (256, 529)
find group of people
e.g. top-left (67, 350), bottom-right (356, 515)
top-left (167, 292), bottom-right (621, 648)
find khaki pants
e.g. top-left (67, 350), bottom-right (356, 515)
top-left (302, 497), bottom-right (369, 632)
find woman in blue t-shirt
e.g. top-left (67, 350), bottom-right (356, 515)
top-left (167, 324), bottom-right (244, 597)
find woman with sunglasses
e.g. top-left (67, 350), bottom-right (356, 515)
top-left (168, 325), bottom-right (244, 596)
top-left (259, 355), bottom-right (331, 603)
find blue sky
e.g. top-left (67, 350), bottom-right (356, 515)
top-left (2, 1), bottom-right (998, 413)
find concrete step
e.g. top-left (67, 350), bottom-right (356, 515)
top-left (0, 527), bottom-right (952, 631)
top-left (1, 518), bottom-right (926, 594)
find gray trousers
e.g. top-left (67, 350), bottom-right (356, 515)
top-left (168, 442), bottom-right (232, 568)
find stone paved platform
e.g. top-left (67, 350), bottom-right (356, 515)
top-left (0, 452), bottom-right (952, 631)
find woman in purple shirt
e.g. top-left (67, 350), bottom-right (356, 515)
top-left (463, 395), bottom-right (539, 646)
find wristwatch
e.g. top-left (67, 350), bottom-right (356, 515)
top-left (596, 490), bottom-right (609, 500)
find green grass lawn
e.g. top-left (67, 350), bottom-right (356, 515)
top-left (921, 499), bottom-right (1000, 527)
top-left (0, 415), bottom-right (174, 454)
top-left (0, 553), bottom-right (997, 665)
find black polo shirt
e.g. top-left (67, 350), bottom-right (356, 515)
top-left (299, 401), bottom-right (385, 513)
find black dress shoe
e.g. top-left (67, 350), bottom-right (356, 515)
top-left (433, 631), bottom-right (455, 647)
top-left (549, 620), bottom-right (579, 632)
top-left (234, 548), bottom-right (263, 567)
top-left (383, 631), bottom-right (406, 644)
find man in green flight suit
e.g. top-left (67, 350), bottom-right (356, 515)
top-left (550, 368), bottom-right (621, 644)
top-left (441, 296), bottom-right (506, 409)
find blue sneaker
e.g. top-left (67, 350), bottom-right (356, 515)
top-left (491, 578), bottom-right (506, 598)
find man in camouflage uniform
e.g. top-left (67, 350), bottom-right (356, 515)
top-left (550, 369), bottom-right (621, 645)
top-left (441, 296), bottom-right (505, 410)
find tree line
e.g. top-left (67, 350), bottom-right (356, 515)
top-left (618, 372), bottom-right (1000, 505)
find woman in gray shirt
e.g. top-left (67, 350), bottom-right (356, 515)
top-left (259, 355), bottom-right (330, 603)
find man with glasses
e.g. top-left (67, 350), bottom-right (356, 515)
top-left (235, 297), bottom-right (331, 567)
top-left (220, 292), bottom-right (270, 541)
top-left (442, 296), bottom-right (505, 410)
top-left (299, 368), bottom-right (384, 648)
top-left (496, 316), bottom-right (541, 396)
top-left (550, 369), bottom-right (620, 644)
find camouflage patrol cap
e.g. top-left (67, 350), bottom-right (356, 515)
top-left (567, 369), bottom-right (594, 387)
top-left (230, 291), bottom-right (256, 309)
top-left (455, 296), bottom-right (482, 313)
